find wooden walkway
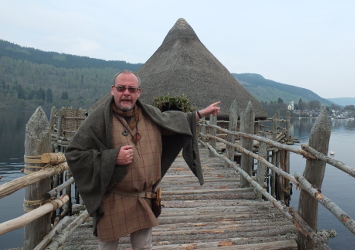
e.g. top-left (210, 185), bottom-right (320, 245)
top-left (59, 146), bottom-right (298, 250)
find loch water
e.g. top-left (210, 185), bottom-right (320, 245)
top-left (0, 110), bottom-right (354, 249)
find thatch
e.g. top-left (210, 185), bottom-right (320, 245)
top-left (136, 18), bottom-right (266, 119)
top-left (91, 18), bottom-right (267, 119)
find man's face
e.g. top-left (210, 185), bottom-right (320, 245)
top-left (111, 73), bottom-right (141, 111)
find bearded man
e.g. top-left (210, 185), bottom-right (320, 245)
top-left (65, 70), bottom-right (220, 250)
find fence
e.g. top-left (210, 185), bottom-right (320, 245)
top-left (0, 101), bottom-right (354, 249)
top-left (0, 106), bottom-right (87, 250)
top-left (199, 100), bottom-right (355, 250)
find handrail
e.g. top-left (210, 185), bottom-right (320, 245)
top-left (0, 194), bottom-right (69, 236)
top-left (204, 121), bottom-right (316, 159)
top-left (295, 172), bottom-right (355, 234)
top-left (201, 133), bottom-right (299, 186)
top-left (301, 144), bottom-right (355, 178)
top-left (200, 118), bottom-right (355, 242)
top-left (199, 139), bottom-right (331, 249)
top-left (0, 159), bottom-right (69, 199)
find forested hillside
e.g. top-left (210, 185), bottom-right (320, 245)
top-left (0, 39), bottom-right (143, 110)
top-left (232, 73), bottom-right (333, 106)
top-left (0, 39), bottom-right (335, 111)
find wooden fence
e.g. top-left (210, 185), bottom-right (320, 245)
top-left (199, 100), bottom-right (355, 250)
top-left (0, 106), bottom-right (86, 250)
top-left (0, 101), bottom-right (354, 249)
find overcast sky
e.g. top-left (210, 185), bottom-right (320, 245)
top-left (1, 0), bottom-right (354, 98)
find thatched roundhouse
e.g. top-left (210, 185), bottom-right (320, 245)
top-left (135, 18), bottom-right (267, 119)
top-left (91, 18), bottom-right (266, 119)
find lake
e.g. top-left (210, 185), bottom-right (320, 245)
top-left (0, 110), bottom-right (354, 249)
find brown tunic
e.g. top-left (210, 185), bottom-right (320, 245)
top-left (97, 112), bottom-right (162, 241)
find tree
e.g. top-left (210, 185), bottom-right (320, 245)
top-left (46, 88), bottom-right (53, 103)
top-left (16, 84), bottom-right (26, 100)
top-left (277, 97), bottom-right (284, 103)
top-left (299, 100), bottom-right (308, 111)
top-left (36, 87), bottom-right (46, 100)
top-left (308, 100), bottom-right (321, 111)
top-left (61, 91), bottom-right (69, 100)
top-left (330, 104), bottom-right (340, 111)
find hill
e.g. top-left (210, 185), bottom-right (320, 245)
top-left (0, 39), bottom-right (142, 70)
top-left (0, 39), bottom-right (143, 110)
top-left (0, 39), bottom-right (337, 111)
top-left (327, 97), bottom-right (355, 106)
top-left (232, 73), bottom-right (334, 106)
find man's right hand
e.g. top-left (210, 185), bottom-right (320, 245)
top-left (116, 145), bottom-right (134, 165)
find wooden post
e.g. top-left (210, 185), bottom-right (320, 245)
top-left (283, 112), bottom-right (291, 205)
top-left (271, 113), bottom-right (278, 196)
top-left (24, 107), bottom-right (52, 250)
top-left (49, 106), bottom-right (58, 225)
top-left (49, 106), bottom-right (56, 133)
top-left (297, 108), bottom-right (331, 250)
top-left (225, 99), bottom-right (238, 168)
top-left (255, 131), bottom-right (267, 200)
top-left (240, 101), bottom-right (255, 187)
top-left (209, 114), bottom-right (217, 157)
top-left (200, 118), bottom-right (206, 142)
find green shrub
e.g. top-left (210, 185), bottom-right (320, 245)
top-left (153, 94), bottom-right (194, 112)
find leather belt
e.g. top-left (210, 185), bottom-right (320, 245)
top-left (111, 189), bottom-right (157, 199)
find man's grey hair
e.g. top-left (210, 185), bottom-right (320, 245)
top-left (113, 70), bottom-right (141, 87)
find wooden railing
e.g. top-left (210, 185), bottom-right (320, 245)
top-left (199, 100), bottom-right (355, 250)
top-left (1, 101), bottom-right (354, 249)
top-left (0, 106), bottom-right (87, 250)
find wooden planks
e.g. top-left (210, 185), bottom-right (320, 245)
top-left (59, 146), bottom-right (298, 250)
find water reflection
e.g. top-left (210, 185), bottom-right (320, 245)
top-left (0, 110), bottom-right (36, 250)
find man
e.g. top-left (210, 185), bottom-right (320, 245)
top-left (65, 70), bottom-right (220, 250)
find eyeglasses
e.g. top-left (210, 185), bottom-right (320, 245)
top-left (113, 85), bottom-right (140, 93)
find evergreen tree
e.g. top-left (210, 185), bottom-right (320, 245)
top-left (27, 90), bottom-right (35, 100)
top-left (17, 84), bottom-right (26, 100)
top-left (36, 87), bottom-right (46, 100)
top-left (46, 88), bottom-right (53, 103)
top-left (61, 91), bottom-right (69, 100)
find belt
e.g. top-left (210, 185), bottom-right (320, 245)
top-left (111, 189), bottom-right (157, 199)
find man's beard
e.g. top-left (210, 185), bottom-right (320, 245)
top-left (118, 105), bottom-right (134, 112)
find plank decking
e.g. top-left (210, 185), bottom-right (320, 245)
top-left (59, 146), bottom-right (298, 250)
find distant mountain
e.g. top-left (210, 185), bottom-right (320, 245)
top-left (327, 97), bottom-right (355, 107)
top-left (0, 39), bottom-right (143, 70)
top-left (232, 73), bottom-right (334, 106)
top-left (0, 38), bottom-right (339, 110)
top-left (0, 39), bottom-right (143, 110)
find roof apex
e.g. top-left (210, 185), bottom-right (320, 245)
top-left (162, 18), bottom-right (200, 44)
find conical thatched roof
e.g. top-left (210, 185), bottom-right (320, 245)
top-left (91, 18), bottom-right (266, 119)
top-left (136, 18), bottom-right (266, 119)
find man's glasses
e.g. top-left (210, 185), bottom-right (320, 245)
top-left (113, 85), bottom-right (140, 93)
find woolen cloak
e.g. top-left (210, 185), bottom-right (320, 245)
top-left (65, 96), bottom-right (203, 233)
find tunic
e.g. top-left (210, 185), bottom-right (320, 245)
top-left (65, 97), bottom-right (204, 237)
top-left (97, 110), bottom-right (161, 241)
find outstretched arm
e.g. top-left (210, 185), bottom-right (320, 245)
top-left (196, 101), bottom-right (221, 120)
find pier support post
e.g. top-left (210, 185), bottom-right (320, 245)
top-left (256, 131), bottom-right (267, 199)
top-left (24, 107), bottom-right (52, 250)
top-left (240, 101), bottom-right (255, 187)
top-left (297, 107), bottom-right (331, 250)
top-left (209, 114), bottom-right (217, 157)
top-left (225, 99), bottom-right (238, 168)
